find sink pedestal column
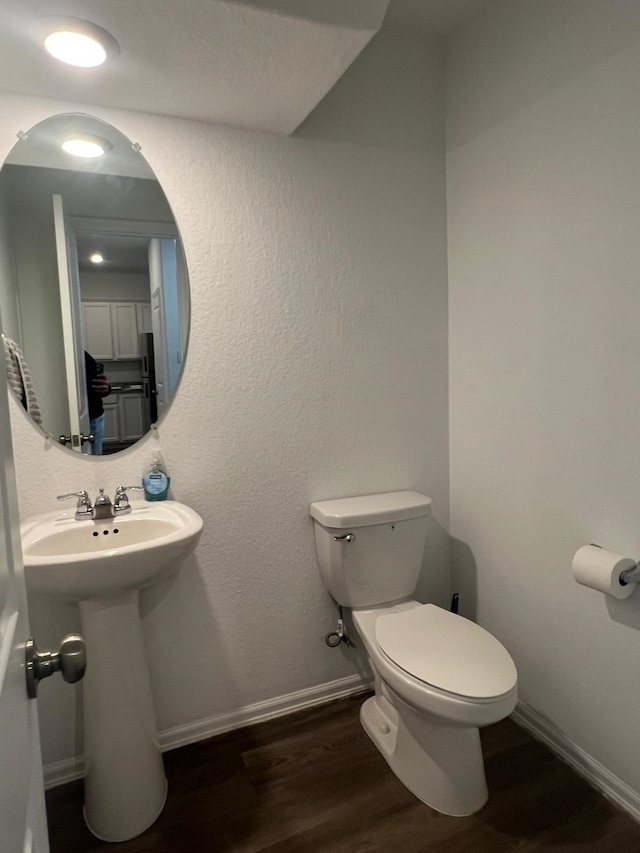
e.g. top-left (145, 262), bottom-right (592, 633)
top-left (79, 590), bottom-right (167, 842)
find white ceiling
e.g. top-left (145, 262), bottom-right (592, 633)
top-left (385, 0), bottom-right (486, 34)
top-left (76, 233), bottom-right (150, 274)
top-left (0, 0), bottom-right (485, 135)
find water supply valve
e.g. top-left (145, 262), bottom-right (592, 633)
top-left (325, 607), bottom-right (354, 648)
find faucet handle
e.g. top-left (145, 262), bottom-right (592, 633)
top-left (57, 490), bottom-right (92, 508)
top-left (57, 490), bottom-right (92, 520)
top-left (114, 485), bottom-right (143, 512)
top-left (115, 485), bottom-right (143, 498)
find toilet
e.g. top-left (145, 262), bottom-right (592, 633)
top-left (310, 490), bottom-right (517, 817)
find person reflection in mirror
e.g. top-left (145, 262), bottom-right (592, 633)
top-left (85, 352), bottom-right (111, 455)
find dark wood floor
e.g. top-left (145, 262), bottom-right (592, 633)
top-left (46, 693), bottom-right (640, 852)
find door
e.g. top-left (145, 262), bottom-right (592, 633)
top-left (0, 326), bottom-right (49, 850)
top-left (137, 303), bottom-right (152, 335)
top-left (148, 240), bottom-right (168, 418)
top-left (102, 399), bottom-right (120, 446)
top-left (119, 393), bottom-right (146, 442)
top-left (82, 303), bottom-right (114, 361)
top-left (156, 240), bottom-right (181, 397)
top-left (110, 304), bottom-right (140, 359)
top-left (52, 196), bottom-right (91, 453)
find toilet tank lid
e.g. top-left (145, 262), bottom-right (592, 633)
top-left (310, 491), bottom-right (431, 528)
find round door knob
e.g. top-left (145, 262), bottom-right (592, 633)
top-left (25, 634), bottom-right (87, 699)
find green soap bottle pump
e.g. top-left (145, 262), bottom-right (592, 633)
top-left (142, 450), bottom-right (170, 501)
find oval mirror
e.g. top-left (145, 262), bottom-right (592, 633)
top-left (0, 114), bottom-right (189, 456)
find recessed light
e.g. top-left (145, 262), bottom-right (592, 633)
top-left (45, 31), bottom-right (106, 68)
top-left (61, 135), bottom-right (111, 159)
top-left (34, 17), bottom-right (119, 69)
top-left (90, 253), bottom-right (104, 264)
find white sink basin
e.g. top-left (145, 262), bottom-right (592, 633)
top-left (21, 500), bottom-right (203, 600)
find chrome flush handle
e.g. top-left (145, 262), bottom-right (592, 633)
top-left (333, 533), bottom-right (355, 543)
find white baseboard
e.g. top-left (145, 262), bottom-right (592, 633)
top-left (43, 673), bottom-right (372, 790)
top-left (43, 755), bottom-right (85, 790)
top-left (512, 703), bottom-right (640, 824)
top-left (159, 673), bottom-right (372, 752)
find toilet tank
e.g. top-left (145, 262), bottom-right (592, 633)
top-left (309, 491), bottom-right (431, 608)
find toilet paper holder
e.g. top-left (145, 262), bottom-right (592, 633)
top-left (590, 543), bottom-right (640, 587)
top-left (620, 564), bottom-right (640, 586)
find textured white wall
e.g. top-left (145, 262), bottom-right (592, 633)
top-left (0, 26), bottom-right (449, 766)
top-left (447, 0), bottom-right (640, 795)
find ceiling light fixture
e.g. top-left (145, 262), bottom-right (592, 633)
top-left (89, 253), bottom-right (104, 264)
top-left (34, 17), bottom-right (119, 68)
top-left (61, 135), bottom-right (111, 159)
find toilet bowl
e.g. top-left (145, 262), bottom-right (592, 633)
top-left (310, 491), bottom-right (518, 816)
top-left (352, 599), bottom-right (517, 815)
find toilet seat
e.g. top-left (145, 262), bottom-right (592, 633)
top-left (375, 604), bottom-right (517, 700)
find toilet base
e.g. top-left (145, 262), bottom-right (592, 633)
top-left (360, 694), bottom-right (489, 816)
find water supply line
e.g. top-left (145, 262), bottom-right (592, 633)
top-left (325, 603), bottom-right (354, 648)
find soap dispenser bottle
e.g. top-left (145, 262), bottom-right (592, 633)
top-left (142, 450), bottom-right (170, 501)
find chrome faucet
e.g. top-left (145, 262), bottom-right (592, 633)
top-left (57, 486), bottom-right (143, 520)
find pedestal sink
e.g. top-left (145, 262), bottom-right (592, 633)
top-left (21, 500), bottom-right (203, 842)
